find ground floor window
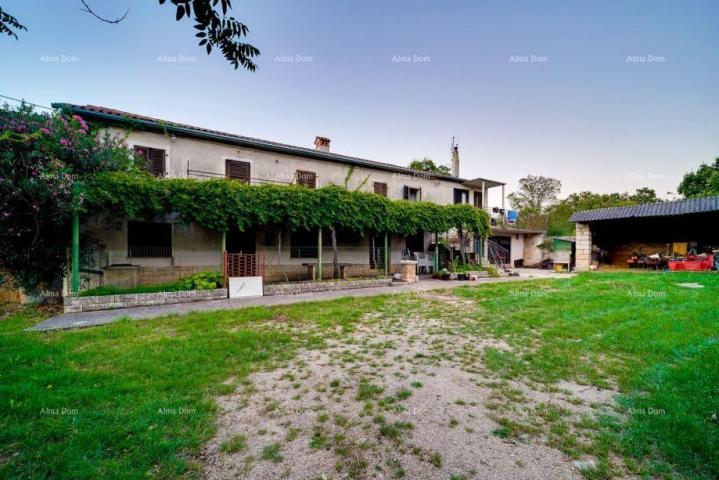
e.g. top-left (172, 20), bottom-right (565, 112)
top-left (127, 221), bottom-right (172, 257)
top-left (290, 229), bottom-right (329, 258)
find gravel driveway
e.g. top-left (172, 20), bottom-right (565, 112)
top-left (202, 290), bottom-right (616, 480)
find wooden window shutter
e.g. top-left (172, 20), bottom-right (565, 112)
top-left (374, 182), bottom-right (387, 197)
top-left (134, 146), bottom-right (165, 177)
top-left (133, 145), bottom-right (148, 164)
top-left (148, 149), bottom-right (166, 177)
top-left (296, 170), bottom-right (316, 188)
top-left (403, 186), bottom-right (409, 200)
top-left (226, 160), bottom-right (251, 183)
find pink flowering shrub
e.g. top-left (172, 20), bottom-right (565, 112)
top-left (0, 102), bottom-right (131, 291)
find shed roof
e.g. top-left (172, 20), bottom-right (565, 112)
top-left (570, 196), bottom-right (719, 223)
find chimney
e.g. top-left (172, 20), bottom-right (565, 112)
top-left (451, 144), bottom-right (460, 177)
top-left (314, 136), bottom-right (330, 152)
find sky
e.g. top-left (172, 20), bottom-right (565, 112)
top-left (2, 0), bottom-right (718, 207)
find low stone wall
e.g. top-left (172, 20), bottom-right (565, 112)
top-left (263, 264), bottom-right (402, 283)
top-left (64, 288), bottom-right (228, 313)
top-left (264, 278), bottom-right (392, 296)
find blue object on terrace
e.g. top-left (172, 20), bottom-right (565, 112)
top-left (507, 210), bottom-right (518, 223)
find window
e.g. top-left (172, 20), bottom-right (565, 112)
top-left (403, 186), bottom-right (421, 202)
top-left (454, 188), bottom-right (469, 204)
top-left (225, 160), bottom-right (251, 183)
top-left (296, 170), bottom-right (317, 188)
top-left (373, 182), bottom-right (388, 197)
top-left (134, 146), bottom-right (165, 177)
top-left (290, 228), bottom-right (331, 258)
top-left (473, 191), bottom-right (483, 209)
top-left (127, 221), bottom-right (172, 257)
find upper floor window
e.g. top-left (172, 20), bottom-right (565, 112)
top-left (473, 191), bottom-right (483, 209)
top-left (403, 186), bottom-right (421, 202)
top-left (374, 182), bottom-right (388, 197)
top-left (134, 146), bottom-right (165, 178)
top-left (225, 159), bottom-right (251, 183)
top-left (296, 170), bottom-right (317, 188)
top-left (454, 188), bottom-right (469, 204)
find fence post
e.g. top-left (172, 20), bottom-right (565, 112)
top-left (384, 232), bottom-right (389, 277)
top-left (71, 182), bottom-right (81, 295)
top-left (222, 251), bottom-right (227, 289)
top-left (317, 228), bottom-right (323, 281)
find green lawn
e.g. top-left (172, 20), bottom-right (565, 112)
top-left (1, 272), bottom-right (717, 479)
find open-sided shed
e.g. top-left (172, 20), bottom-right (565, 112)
top-left (570, 196), bottom-right (719, 270)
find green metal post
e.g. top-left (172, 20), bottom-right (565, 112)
top-left (434, 232), bottom-right (440, 272)
top-left (221, 230), bottom-right (226, 252)
top-left (71, 183), bottom-right (80, 294)
top-left (317, 228), bottom-right (323, 281)
top-left (384, 232), bottom-right (389, 277)
top-left (71, 211), bottom-right (79, 294)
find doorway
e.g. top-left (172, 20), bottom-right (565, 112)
top-left (226, 228), bottom-right (256, 254)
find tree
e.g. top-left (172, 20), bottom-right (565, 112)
top-left (0, 0), bottom-right (259, 71)
top-left (0, 103), bottom-right (131, 292)
top-left (677, 158), bottom-right (719, 198)
top-left (545, 188), bottom-right (660, 236)
top-left (0, 6), bottom-right (25, 39)
top-left (409, 158), bottom-right (451, 175)
top-left (508, 175), bottom-right (561, 213)
top-left (507, 175), bottom-right (561, 228)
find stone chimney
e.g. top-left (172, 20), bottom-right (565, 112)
top-left (451, 144), bottom-right (460, 177)
top-left (314, 136), bottom-right (330, 152)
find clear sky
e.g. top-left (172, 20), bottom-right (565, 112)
top-left (2, 0), bottom-right (718, 207)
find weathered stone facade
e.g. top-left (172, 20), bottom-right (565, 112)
top-left (263, 278), bottom-right (392, 296)
top-left (64, 288), bottom-right (228, 313)
top-left (575, 223), bottom-right (592, 271)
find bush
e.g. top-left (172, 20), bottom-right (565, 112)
top-left (180, 271), bottom-right (223, 290)
top-left (79, 271), bottom-right (222, 296)
top-left (483, 266), bottom-right (500, 277)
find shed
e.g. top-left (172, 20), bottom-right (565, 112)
top-left (570, 196), bottom-right (719, 270)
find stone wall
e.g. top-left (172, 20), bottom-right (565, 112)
top-left (264, 264), bottom-right (403, 283)
top-left (575, 223), bottom-right (592, 271)
top-left (64, 288), bottom-right (228, 313)
top-left (264, 278), bottom-right (392, 296)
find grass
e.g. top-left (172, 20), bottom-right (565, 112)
top-left (219, 434), bottom-right (247, 453)
top-left (454, 271), bottom-right (719, 479)
top-left (260, 443), bottom-right (283, 462)
top-left (1, 272), bottom-right (718, 479)
top-left (0, 296), bottom-right (378, 479)
top-left (379, 421), bottom-right (414, 441)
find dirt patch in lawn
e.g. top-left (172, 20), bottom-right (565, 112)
top-left (203, 294), bottom-right (618, 480)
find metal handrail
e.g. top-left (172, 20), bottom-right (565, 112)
top-left (487, 239), bottom-right (510, 271)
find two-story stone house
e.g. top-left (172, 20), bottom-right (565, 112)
top-left (57, 104), bottom-right (510, 286)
